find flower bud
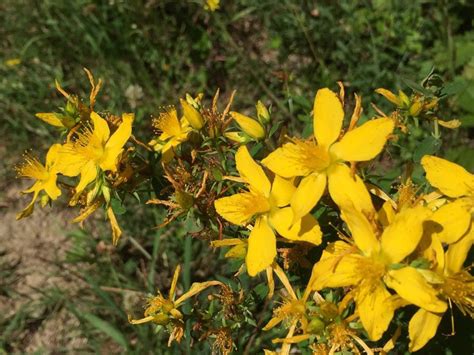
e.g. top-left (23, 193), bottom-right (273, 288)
top-left (224, 131), bottom-right (251, 144)
top-left (230, 111), bottom-right (265, 140)
top-left (180, 98), bottom-right (204, 130)
top-left (256, 100), bottom-right (270, 124)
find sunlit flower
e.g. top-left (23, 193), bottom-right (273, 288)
top-left (15, 144), bottom-right (62, 219)
top-left (310, 201), bottom-right (446, 341)
top-left (262, 87), bottom-right (394, 222)
top-left (149, 107), bottom-right (191, 162)
top-left (214, 146), bottom-right (322, 276)
top-left (409, 226), bottom-right (474, 351)
top-left (57, 111), bottom-right (133, 198)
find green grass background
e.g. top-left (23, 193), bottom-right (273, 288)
top-left (1, 0), bottom-right (473, 353)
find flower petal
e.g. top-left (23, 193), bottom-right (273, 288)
top-left (380, 205), bottom-right (431, 263)
top-left (101, 113), bottom-right (133, 171)
top-left (91, 111), bottom-right (110, 143)
top-left (384, 267), bottom-right (447, 313)
top-left (327, 163), bottom-right (375, 215)
top-left (43, 175), bottom-right (61, 200)
top-left (75, 160), bottom-right (98, 195)
top-left (313, 88), bottom-right (344, 147)
top-left (290, 173), bottom-right (326, 223)
top-left (409, 309), bottom-right (443, 352)
top-left (235, 146), bottom-right (271, 196)
top-left (355, 281), bottom-right (394, 341)
top-left (445, 224), bottom-right (473, 274)
top-left (270, 207), bottom-right (322, 245)
top-left (270, 176), bottom-right (296, 207)
top-left (262, 141), bottom-right (328, 178)
top-left (36, 113), bottom-right (65, 128)
top-left (56, 143), bottom-right (89, 177)
top-left (341, 207), bottom-right (379, 256)
top-left (430, 200), bottom-right (471, 244)
top-left (310, 243), bottom-right (362, 290)
top-left (214, 192), bottom-right (270, 225)
top-left (421, 155), bottom-right (474, 198)
top-left (246, 217), bottom-right (277, 276)
top-left (330, 117), bottom-right (394, 162)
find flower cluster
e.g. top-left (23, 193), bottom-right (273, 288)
top-left (16, 70), bottom-right (473, 353)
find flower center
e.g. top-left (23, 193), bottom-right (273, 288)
top-left (442, 271), bottom-right (474, 317)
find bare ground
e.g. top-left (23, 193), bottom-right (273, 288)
top-left (0, 183), bottom-right (89, 353)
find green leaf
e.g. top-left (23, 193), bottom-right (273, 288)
top-left (82, 313), bottom-right (128, 349)
top-left (413, 136), bottom-right (441, 162)
top-left (111, 198), bottom-right (126, 215)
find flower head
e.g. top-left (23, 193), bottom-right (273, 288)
top-left (311, 200), bottom-right (446, 341)
top-left (214, 146), bottom-right (322, 276)
top-left (262, 87), bottom-right (394, 222)
top-left (15, 144), bottom-right (62, 219)
top-left (149, 107), bottom-right (191, 162)
top-left (57, 112), bottom-right (133, 197)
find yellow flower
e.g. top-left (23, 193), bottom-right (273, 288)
top-left (262, 88), bottom-right (394, 221)
top-left (421, 155), bottom-right (474, 201)
top-left (15, 144), bottom-right (62, 219)
top-left (57, 112), bottom-right (133, 197)
top-left (409, 225), bottom-right (474, 351)
top-left (149, 107), bottom-right (191, 162)
top-left (310, 202), bottom-right (446, 341)
top-left (204, 0), bottom-right (220, 12)
top-left (229, 111), bottom-right (266, 141)
top-left (214, 146), bottom-right (322, 276)
top-left (130, 265), bottom-right (223, 346)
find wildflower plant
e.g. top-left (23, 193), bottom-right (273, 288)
top-left (15, 68), bottom-right (473, 353)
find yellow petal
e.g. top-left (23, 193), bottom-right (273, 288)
top-left (378, 200), bottom-right (396, 227)
top-left (246, 217), bottom-right (277, 276)
top-left (330, 117), bottom-right (394, 162)
top-left (45, 144), bottom-right (62, 169)
top-left (437, 119), bottom-right (461, 129)
top-left (380, 205), bottom-right (431, 263)
top-left (174, 280), bottom-right (223, 306)
top-left (270, 176), bottom-right (296, 207)
top-left (375, 88), bottom-right (402, 106)
top-left (445, 224), bottom-right (473, 274)
top-left (355, 281), bottom-right (394, 341)
top-left (384, 267), bottom-right (447, 313)
top-left (430, 200), bottom-right (471, 244)
top-left (56, 143), bottom-right (89, 177)
top-left (421, 155), bottom-right (474, 198)
top-left (341, 207), bottom-right (379, 255)
top-left (310, 249), bottom-right (362, 289)
top-left (180, 99), bottom-right (204, 130)
top-left (107, 206), bottom-right (122, 245)
top-left (270, 207), bottom-right (322, 245)
top-left (313, 88), bottom-right (344, 148)
top-left (101, 113), bottom-right (133, 171)
top-left (214, 192), bottom-right (270, 225)
top-left (75, 160), bottom-right (98, 195)
top-left (35, 113), bottom-right (64, 128)
top-left (262, 141), bottom-right (329, 178)
top-left (230, 111), bottom-right (265, 140)
top-left (409, 309), bottom-right (443, 352)
top-left (235, 146), bottom-right (271, 196)
top-left (290, 173), bottom-right (326, 222)
top-left (91, 112), bottom-right (110, 143)
top-left (43, 175), bottom-right (61, 200)
top-left (327, 163), bottom-right (375, 215)
top-left (16, 190), bottom-right (40, 220)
